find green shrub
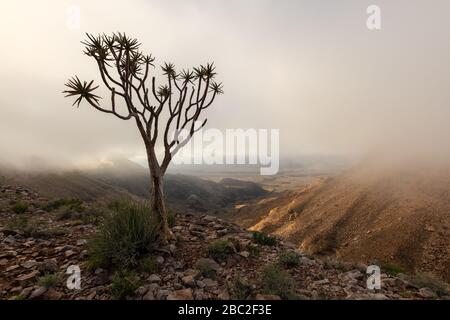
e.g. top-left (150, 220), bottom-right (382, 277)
top-left (80, 207), bottom-right (106, 225)
top-left (43, 198), bottom-right (84, 212)
top-left (381, 262), bottom-right (406, 276)
top-left (278, 251), bottom-right (300, 268)
top-left (11, 201), bottom-right (29, 214)
top-left (37, 273), bottom-right (61, 288)
top-left (229, 275), bottom-right (253, 300)
top-left (252, 231), bottom-right (277, 246)
top-left (88, 199), bottom-right (158, 269)
top-left (261, 264), bottom-right (296, 299)
top-left (5, 217), bottom-right (64, 239)
top-left (55, 207), bottom-right (74, 221)
top-left (247, 244), bottom-right (261, 257)
top-left (109, 270), bottom-right (140, 300)
top-left (207, 239), bottom-right (235, 262)
top-left (139, 256), bottom-right (158, 273)
top-left (167, 211), bottom-right (176, 228)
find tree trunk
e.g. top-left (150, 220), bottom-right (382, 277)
top-left (146, 145), bottom-right (173, 242)
top-left (150, 173), bottom-right (172, 241)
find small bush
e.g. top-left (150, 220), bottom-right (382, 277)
top-left (37, 273), bottom-right (61, 288)
top-left (109, 270), bottom-right (140, 300)
top-left (167, 211), bottom-right (176, 228)
top-left (278, 251), bottom-right (300, 268)
top-left (247, 244), bottom-right (261, 257)
top-left (43, 198), bottom-right (84, 212)
top-left (229, 275), bottom-right (253, 300)
top-left (252, 231), bottom-right (277, 246)
top-left (88, 199), bottom-right (158, 269)
top-left (5, 217), bottom-right (64, 239)
top-left (55, 207), bottom-right (74, 221)
top-left (381, 262), bottom-right (406, 276)
top-left (11, 201), bottom-right (29, 214)
top-left (6, 216), bottom-right (30, 231)
top-left (139, 256), bottom-right (158, 273)
top-left (261, 264), bottom-right (296, 299)
top-left (80, 207), bottom-right (106, 225)
top-left (207, 239), bottom-right (235, 262)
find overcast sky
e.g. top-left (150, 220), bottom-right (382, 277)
top-left (0, 0), bottom-right (449, 169)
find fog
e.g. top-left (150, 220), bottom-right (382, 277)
top-left (0, 0), bottom-right (449, 171)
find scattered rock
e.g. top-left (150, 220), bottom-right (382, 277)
top-left (255, 294), bottom-right (281, 300)
top-left (21, 260), bottom-right (38, 269)
top-left (418, 287), bottom-right (437, 299)
top-left (76, 239), bottom-right (88, 246)
top-left (45, 288), bottom-right (63, 300)
top-left (314, 279), bottom-right (330, 285)
top-left (167, 288), bottom-right (194, 300)
top-left (143, 290), bottom-right (155, 300)
top-left (16, 270), bottom-right (40, 282)
top-left (29, 286), bottom-right (47, 299)
top-left (147, 274), bottom-right (161, 283)
top-left (3, 235), bottom-right (16, 245)
top-left (181, 275), bottom-right (196, 287)
top-left (239, 251), bottom-right (250, 258)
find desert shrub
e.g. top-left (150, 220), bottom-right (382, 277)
top-left (229, 275), bottom-right (253, 300)
top-left (139, 256), bottom-right (159, 273)
top-left (55, 207), bottom-right (74, 221)
top-left (167, 211), bottom-right (176, 228)
top-left (88, 199), bottom-right (158, 269)
top-left (11, 201), bottom-right (29, 214)
top-left (37, 273), bottom-right (61, 288)
top-left (109, 270), bottom-right (140, 300)
top-left (6, 217), bottom-right (64, 239)
top-left (252, 231), bottom-right (277, 246)
top-left (229, 237), bottom-right (242, 252)
top-left (79, 207), bottom-right (106, 225)
top-left (207, 239), bottom-right (235, 262)
top-left (247, 244), bottom-right (261, 257)
top-left (381, 262), bottom-right (406, 276)
top-left (278, 251), bottom-right (300, 268)
top-left (6, 216), bottom-right (30, 230)
top-left (409, 273), bottom-right (449, 296)
top-left (261, 264), bottom-right (296, 299)
top-left (43, 198), bottom-right (84, 212)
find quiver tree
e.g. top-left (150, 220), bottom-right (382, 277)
top-left (63, 33), bottom-right (223, 241)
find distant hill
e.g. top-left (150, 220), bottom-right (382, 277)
top-left (227, 161), bottom-right (450, 281)
top-left (0, 158), bottom-right (267, 213)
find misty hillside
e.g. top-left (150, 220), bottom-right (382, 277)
top-left (0, 159), bottom-right (267, 213)
top-left (227, 162), bottom-right (450, 282)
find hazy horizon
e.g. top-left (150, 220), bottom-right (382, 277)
top-left (1, 0), bottom-right (450, 170)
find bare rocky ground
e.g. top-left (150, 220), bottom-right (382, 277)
top-left (1, 184), bottom-right (449, 300)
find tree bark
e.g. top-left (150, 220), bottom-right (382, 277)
top-left (150, 173), bottom-right (171, 240)
top-left (146, 145), bottom-right (173, 242)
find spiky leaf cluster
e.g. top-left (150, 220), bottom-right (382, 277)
top-left (63, 76), bottom-right (101, 107)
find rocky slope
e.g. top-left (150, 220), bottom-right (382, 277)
top-left (227, 162), bottom-right (450, 282)
top-left (1, 184), bottom-right (448, 300)
top-left (0, 159), bottom-right (267, 214)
